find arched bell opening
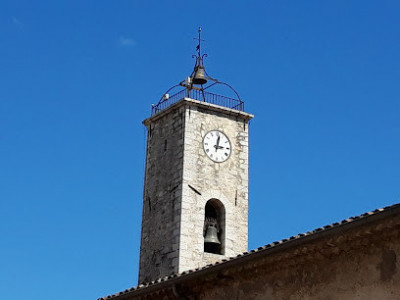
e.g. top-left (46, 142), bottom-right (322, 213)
top-left (203, 199), bottom-right (225, 255)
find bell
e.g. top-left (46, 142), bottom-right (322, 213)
top-left (192, 66), bottom-right (207, 85)
top-left (204, 224), bottom-right (220, 245)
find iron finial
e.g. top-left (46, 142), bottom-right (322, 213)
top-left (194, 27), bottom-right (204, 57)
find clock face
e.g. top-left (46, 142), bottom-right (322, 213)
top-left (203, 130), bottom-right (231, 163)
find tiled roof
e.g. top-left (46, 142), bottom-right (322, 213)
top-left (99, 203), bottom-right (400, 300)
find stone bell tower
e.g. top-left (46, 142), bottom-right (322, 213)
top-left (138, 28), bottom-right (254, 284)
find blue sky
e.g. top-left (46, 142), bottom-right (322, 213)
top-left (1, 1), bottom-right (399, 299)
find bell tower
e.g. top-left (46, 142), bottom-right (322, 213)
top-left (139, 28), bottom-right (254, 284)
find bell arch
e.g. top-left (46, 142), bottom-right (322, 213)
top-left (203, 199), bottom-right (225, 255)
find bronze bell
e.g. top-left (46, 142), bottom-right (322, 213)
top-left (204, 224), bottom-right (220, 245)
top-left (192, 66), bottom-right (207, 85)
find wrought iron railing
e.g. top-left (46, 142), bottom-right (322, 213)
top-left (151, 89), bottom-right (244, 116)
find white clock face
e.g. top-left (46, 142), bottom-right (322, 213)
top-left (203, 130), bottom-right (231, 163)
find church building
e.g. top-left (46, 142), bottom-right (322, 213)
top-left (99, 30), bottom-right (400, 300)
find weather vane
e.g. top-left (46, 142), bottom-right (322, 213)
top-left (194, 27), bottom-right (205, 58)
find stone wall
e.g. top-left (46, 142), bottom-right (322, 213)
top-left (192, 215), bottom-right (400, 300)
top-left (139, 98), bottom-right (253, 283)
top-left (139, 104), bottom-right (185, 283)
top-left (179, 101), bottom-right (252, 272)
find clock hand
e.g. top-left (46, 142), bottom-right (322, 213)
top-left (215, 136), bottom-right (221, 152)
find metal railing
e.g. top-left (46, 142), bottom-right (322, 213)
top-left (151, 89), bottom-right (244, 116)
